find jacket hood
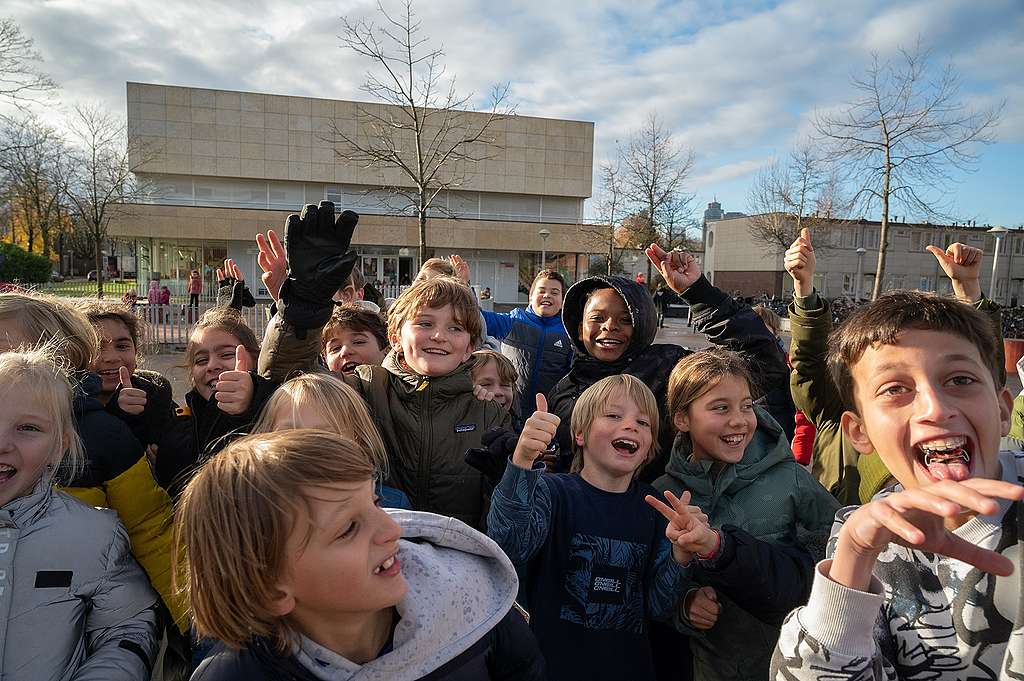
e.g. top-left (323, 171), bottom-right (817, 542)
top-left (562, 275), bottom-right (658, 362)
top-left (71, 371), bottom-right (105, 415)
top-left (379, 349), bottom-right (475, 397)
top-left (292, 510), bottom-right (518, 681)
top-left (662, 405), bottom-right (792, 497)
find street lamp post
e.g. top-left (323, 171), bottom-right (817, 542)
top-left (988, 226), bottom-right (1009, 302)
top-left (855, 247), bottom-right (866, 301)
top-left (538, 228), bottom-right (551, 269)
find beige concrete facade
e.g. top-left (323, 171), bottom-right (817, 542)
top-left (118, 83), bottom-right (598, 303)
top-left (706, 215), bottom-right (1024, 304)
top-left (126, 82), bottom-right (594, 198)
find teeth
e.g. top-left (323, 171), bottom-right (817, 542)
top-left (924, 452), bottom-right (969, 467)
top-left (919, 435), bottom-right (966, 452)
top-left (0, 464), bottom-right (14, 472)
top-left (722, 434), bottom-right (744, 445)
top-left (374, 555), bottom-right (396, 574)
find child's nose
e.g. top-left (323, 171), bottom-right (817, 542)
top-left (375, 510), bottom-right (402, 544)
top-left (915, 386), bottom-right (959, 424)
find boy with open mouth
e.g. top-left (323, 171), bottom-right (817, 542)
top-left (771, 290), bottom-right (1024, 679)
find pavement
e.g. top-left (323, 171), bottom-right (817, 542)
top-left (143, 316), bottom-right (1023, 403)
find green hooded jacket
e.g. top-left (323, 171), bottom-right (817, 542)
top-left (653, 406), bottom-right (838, 681)
top-left (789, 292), bottom-right (1004, 504)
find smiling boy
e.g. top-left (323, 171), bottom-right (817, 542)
top-left (771, 290), bottom-right (1024, 679)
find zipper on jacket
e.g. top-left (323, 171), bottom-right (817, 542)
top-left (417, 380), bottom-right (432, 508)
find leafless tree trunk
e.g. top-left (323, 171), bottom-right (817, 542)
top-left (815, 43), bottom-right (1001, 300)
top-left (746, 143), bottom-right (848, 253)
top-left (333, 0), bottom-right (515, 266)
top-left (62, 105), bottom-right (153, 298)
top-left (580, 161), bottom-right (626, 275)
top-left (620, 113), bottom-right (695, 283)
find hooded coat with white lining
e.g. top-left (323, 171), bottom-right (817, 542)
top-left (192, 510), bottom-right (545, 681)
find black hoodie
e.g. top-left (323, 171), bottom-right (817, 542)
top-left (547, 274), bottom-right (790, 482)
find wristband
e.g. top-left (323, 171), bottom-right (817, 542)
top-left (696, 529), bottom-right (721, 561)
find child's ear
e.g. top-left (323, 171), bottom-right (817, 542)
top-left (267, 583), bottom-right (296, 618)
top-left (840, 410), bottom-right (874, 454)
top-left (574, 431), bottom-right (585, 448)
top-left (997, 387), bottom-right (1015, 438)
top-left (672, 411), bottom-right (690, 433)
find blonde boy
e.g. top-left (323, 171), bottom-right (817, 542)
top-left (487, 375), bottom-right (692, 681)
top-left (177, 430), bottom-right (545, 680)
top-left (771, 291), bottom-right (1024, 679)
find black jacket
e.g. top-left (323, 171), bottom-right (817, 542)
top-left (548, 275), bottom-right (789, 482)
top-left (191, 608), bottom-right (546, 681)
top-left (124, 372), bottom-right (277, 498)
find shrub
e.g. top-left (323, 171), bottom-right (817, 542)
top-left (0, 242), bottom-right (52, 283)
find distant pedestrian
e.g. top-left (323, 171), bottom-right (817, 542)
top-left (187, 269), bottom-right (202, 313)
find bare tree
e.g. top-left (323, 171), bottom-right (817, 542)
top-left (0, 116), bottom-right (70, 258)
top-left (657, 191), bottom-right (695, 252)
top-left (816, 44), bottom-right (1001, 300)
top-left (746, 144), bottom-right (847, 253)
top-left (0, 18), bottom-right (56, 110)
top-left (580, 161), bottom-right (626, 275)
top-left (62, 105), bottom-right (153, 297)
top-left (333, 0), bottom-right (515, 266)
top-left (620, 113), bottom-right (695, 281)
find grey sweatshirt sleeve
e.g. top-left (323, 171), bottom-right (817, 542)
top-left (486, 459), bottom-right (552, 565)
top-left (770, 560), bottom-right (896, 680)
top-left (75, 522), bottom-right (160, 681)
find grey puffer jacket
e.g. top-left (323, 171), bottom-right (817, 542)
top-left (0, 475), bottom-right (160, 681)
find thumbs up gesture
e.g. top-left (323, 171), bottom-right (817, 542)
top-left (784, 228), bottom-right (816, 297)
top-left (512, 394), bottom-right (561, 470)
top-left (926, 242), bottom-right (983, 303)
top-left (117, 366), bottom-right (148, 415)
top-left (215, 345), bottom-right (255, 416)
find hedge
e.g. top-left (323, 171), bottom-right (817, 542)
top-left (0, 242), bottom-right (52, 284)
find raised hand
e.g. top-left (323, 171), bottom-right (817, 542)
top-left (784, 228), bottom-right (816, 298)
top-left (217, 257), bottom-right (255, 310)
top-left (512, 394), bottom-right (561, 469)
top-left (831, 478), bottom-right (1024, 592)
top-left (215, 345), bottom-right (255, 416)
top-left (279, 202), bottom-right (359, 330)
top-left (117, 366), bottom-right (148, 416)
top-left (645, 489), bottom-right (716, 565)
top-left (256, 229), bottom-right (288, 302)
top-left (684, 586), bottom-right (720, 630)
top-left (473, 384), bottom-right (496, 402)
top-left (450, 254), bottom-right (471, 284)
top-left (646, 244), bottom-right (701, 294)
top-left (927, 242), bottom-right (983, 302)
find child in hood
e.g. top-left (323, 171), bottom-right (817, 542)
top-left (179, 429), bottom-right (545, 681)
top-left (652, 349), bottom-right (838, 680)
top-left (548, 245), bottom-right (789, 480)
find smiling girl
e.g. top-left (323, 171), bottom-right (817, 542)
top-left (652, 348), bottom-right (838, 681)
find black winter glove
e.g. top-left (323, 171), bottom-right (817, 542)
top-left (278, 201), bottom-right (359, 333)
top-left (216, 275), bottom-right (256, 310)
top-left (465, 427), bottom-right (520, 487)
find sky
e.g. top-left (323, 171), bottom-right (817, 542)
top-left (5, 0), bottom-right (1022, 228)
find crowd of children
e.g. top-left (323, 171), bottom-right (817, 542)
top-left (1, 200), bottom-right (1021, 681)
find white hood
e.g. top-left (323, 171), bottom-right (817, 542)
top-left (294, 510), bottom-right (519, 681)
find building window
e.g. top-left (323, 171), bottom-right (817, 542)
top-left (842, 273), bottom-right (854, 294)
top-left (919, 276), bottom-right (932, 292)
top-left (707, 231), bottom-right (714, 248)
top-left (1014, 236), bottom-right (1024, 256)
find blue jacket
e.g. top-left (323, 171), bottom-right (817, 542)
top-left (481, 307), bottom-right (572, 423)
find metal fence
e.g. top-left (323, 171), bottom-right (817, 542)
top-left (135, 302), bottom-right (273, 353)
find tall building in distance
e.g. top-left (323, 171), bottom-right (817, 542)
top-left (113, 82), bottom-right (598, 303)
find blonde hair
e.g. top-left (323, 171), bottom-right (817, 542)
top-left (173, 430), bottom-right (376, 653)
top-left (569, 374), bottom-right (660, 475)
top-left (252, 373), bottom-right (388, 477)
top-left (0, 347), bottom-right (84, 484)
top-left (471, 349), bottom-right (517, 385)
top-left (751, 304), bottom-right (782, 337)
top-left (415, 257), bottom-right (456, 280)
top-left (386, 276), bottom-right (483, 350)
top-left (0, 291), bottom-right (98, 370)
top-left (666, 348), bottom-right (755, 432)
